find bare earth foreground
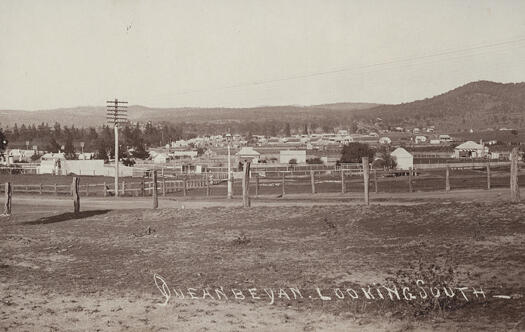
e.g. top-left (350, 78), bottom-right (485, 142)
top-left (1, 191), bottom-right (525, 331)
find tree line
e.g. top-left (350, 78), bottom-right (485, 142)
top-left (1, 122), bottom-right (188, 161)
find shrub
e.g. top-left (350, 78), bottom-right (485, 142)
top-left (382, 257), bottom-right (469, 318)
top-left (306, 157), bottom-right (323, 164)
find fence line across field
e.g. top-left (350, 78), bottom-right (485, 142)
top-left (1, 148), bottom-right (521, 217)
top-left (1, 162), bottom-right (523, 198)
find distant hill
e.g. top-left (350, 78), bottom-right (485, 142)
top-left (1, 81), bottom-right (524, 131)
top-left (0, 103), bottom-right (378, 127)
top-left (354, 81), bottom-right (525, 131)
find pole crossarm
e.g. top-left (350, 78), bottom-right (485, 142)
top-left (106, 99), bottom-right (128, 126)
top-left (106, 98), bottom-right (128, 198)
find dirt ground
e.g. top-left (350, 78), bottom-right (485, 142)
top-left (1, 192), bottom-right (525, 331)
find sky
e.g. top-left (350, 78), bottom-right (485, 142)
top-left (1, 0), bottom-right (525, 110)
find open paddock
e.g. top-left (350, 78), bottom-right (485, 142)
top-left (1, 193), bottom-right (524, 331)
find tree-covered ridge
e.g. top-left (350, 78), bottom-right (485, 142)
top-left (355, 81), bottom-right (525, 130)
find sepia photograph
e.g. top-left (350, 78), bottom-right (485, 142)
top-left (1, 1), bottom-right (525, 331)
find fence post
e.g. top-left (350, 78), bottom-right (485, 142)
top-left (183, 178), bottom-right (187, 197)
top-left (103, 182), bottom-right (107, 197)
top-left (3, 182), bottom-right (12, 216)
top-left (54, 183), bottom-right (58, 196)
top-left (310, 170), bottom-right (316, 194)
top-left (255, 173), bottom-right (259, 197)
top-left (162, 177), bottom-right (166, 196)
top-left (408, 169), bottom-right (413, 193)
top-left (153, 170), bottom-right (159, 209)
top-left (141, 180), bottom-right (145, 197)
top-left (39, 183), bottom-right (43, 195)
top-left (242, 161), bottom-right (251, 208)
top-left (71, 177), bottom-right (80, 215)
top-left (121, 181), bottom-right (126, 197)
top-left (486, 163), bottom-right (491, 190)
top-left (445, 166), bottom-right (450, 192)
top-left (206, 174), bottom-right (210, 196)
top-left (281, 172), bottom-right (285, 197)
top-left (510, 147), bottom-right (520, 203)
top-left (362, 157), bottom-right (370, 205)
top-left (373, 169), bottom-right (378, 193)
top-left (341, 169), bottom-right (346, 194)
top-left (85, 184), bottom-right (89, 197)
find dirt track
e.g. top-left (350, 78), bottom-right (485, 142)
top-left (1, 189), bottom-right (525, 331)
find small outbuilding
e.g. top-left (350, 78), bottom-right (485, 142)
top-left (152, 153), bottom-right (169, 164)
top-left (390, 147), bottom-right (414, 170)
top-left (454, 141), bottom-right (488, 158)
top-left (236, 147), bottom-right (260, 164)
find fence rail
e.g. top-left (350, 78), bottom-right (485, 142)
top-left (0, 176), bottom-right (223, 197)
top-left (1, 162), bottom-right (523, 198)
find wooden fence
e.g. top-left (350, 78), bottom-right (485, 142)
top-left (0, 176), bottom-right (224, 197)
top-left (1, 162), bottom-right (523, 198)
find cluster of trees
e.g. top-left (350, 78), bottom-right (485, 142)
top-left (178, 120), bottom-right (345, 137)
top-left (2, 122), bottom-right (188, 161)
top-left (83, 122), bottom-right (185, 162)
top-left (340, 142), bottom-right (396, 169)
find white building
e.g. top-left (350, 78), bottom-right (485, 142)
top-left (39, 159), bottom-right (107, 176)
top-left (41, 152), bottom-right (66, 160)
top-left (279, 150), bottom-right (306, 164)
top-left (390, 147), bottom-right (414, 170)
top-left (172, 150), bottom-right (198, 159)
top-left (454, 141), bottom-right (488, 159)
top-left (78, 152), bottom-right (94, 160)
top-left (7, 149), bottom-right (36, 162)
top-left (415, 136), bottom-right (427, 144)
top-left (172, 140), bottom-right (188, 148)
top-left (152, 153), bottom-right (169, 164)
top-left (439, 134), bottom-right (453, 142)
top-left (236, 147), bottom-right (260, 164)
top-left (379, 137), bottom-right (392, 145)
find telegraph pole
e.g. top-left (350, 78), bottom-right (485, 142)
top-left (226, 133), bottom-right (233, 199)
top-left (106, 99), bottom-right (128, 197)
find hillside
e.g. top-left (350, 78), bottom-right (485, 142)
top-left (1, 81), bottom-right (524, 132)
top-left (0, 103), bottom-right (378, 128)
top-left (356, 81), bottom-right (525, 130)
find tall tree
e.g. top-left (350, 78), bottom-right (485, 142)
top-left (284, 123), bottom-right (291, 137)
top-left (46, 137), bottom-right (61, 153)
top-left (129, 123), bottom-right (148, 159)
top-left (12, 123), bottom-right (19, 140)
top-left (64, 133), bottom-right (76, 159)
top-left (0, 129), bottom-right (8, 156)
top-left (340, 142), bottom-right (375, 164)
top-left (53, 122), bottom-right (62, 139)
top-left (95, 138), bottom-right (109, 161)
